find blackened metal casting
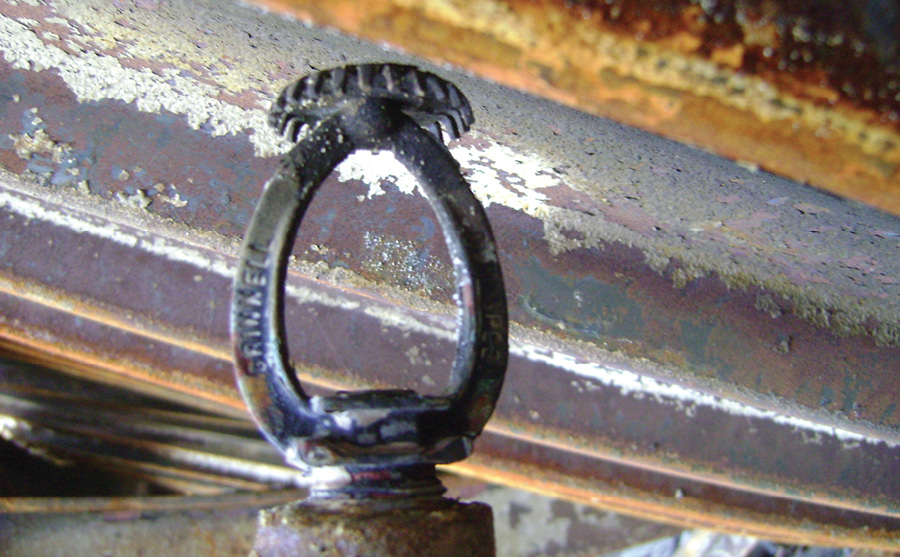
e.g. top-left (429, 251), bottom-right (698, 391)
top-left (230, 64), bottom-right (508, 476)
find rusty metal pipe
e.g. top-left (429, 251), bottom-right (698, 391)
top-left (253, 497), bottom-right (494, 557)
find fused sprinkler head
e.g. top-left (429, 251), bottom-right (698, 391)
top-left (230, 64), bottom-right (508, 499)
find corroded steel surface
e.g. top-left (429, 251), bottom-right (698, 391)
top-left (0, 474), bottom-right (679, 556)
top-left (0, 0), bottom-right (899, 549)
top-left (250, 0), bottom-right (900, 215)
top-left (254, 498), bottom-right (494, 556)
top-left (3, 183), bottom-right (900, 548)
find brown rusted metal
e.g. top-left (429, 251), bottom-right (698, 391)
top-left (253, 498), bottom-right (495, 556)
top-left (0, 360), bottom-right (678, 556)
top-left (3, 197), bottom-right (900, 549)
top-left (0, 462), bottom-right (678, 556)
top-left (1, 0), bottom-right (899, 550)
top-left (248, 0), bottom-right (900, 216)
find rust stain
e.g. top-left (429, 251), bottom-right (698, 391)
top-left (2, 0), bottom-right (899, 544)
top-left (250, 0), bottom-right (900, 215)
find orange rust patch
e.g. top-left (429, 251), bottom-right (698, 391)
top-left (248, 0), bottom-right (900, 216)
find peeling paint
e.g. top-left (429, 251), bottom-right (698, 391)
top-left (0, 182), bottom-right (361, 313)
top-left (0, 11), bottom-right (287, 157)
top-left (0, 1), bottom-right (898, 539)
top-left (2, 178), bottom-right (891, 452)
top-left (153, 184), bottom-right (188, 208)
top-left (115, 188), bottom-right (151, 210)
top-left (0, 0), bottom-right (898, 350)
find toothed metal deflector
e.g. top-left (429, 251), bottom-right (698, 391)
top-left (269, 63), bottom-right (475, 144)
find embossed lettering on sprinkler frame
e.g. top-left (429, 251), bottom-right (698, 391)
top-left (236, 243), bottom-right (270, 376)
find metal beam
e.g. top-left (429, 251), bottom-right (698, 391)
top-left (0, 0), bottom-right (899, 549)
top-left (249, 0), bottom-right (900, 216)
